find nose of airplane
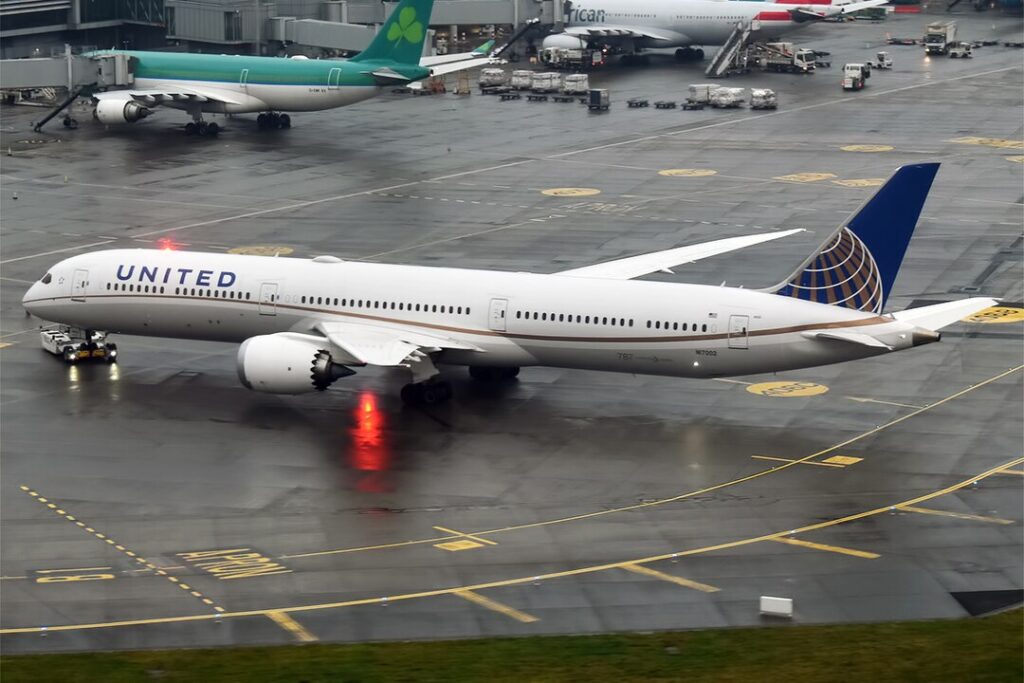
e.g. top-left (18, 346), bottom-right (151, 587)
top-left (22, 281), bottom-right (45, 315)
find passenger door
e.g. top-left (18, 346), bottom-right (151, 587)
top-left (728, 314), bottom-right (749, 349)
top-left (488, 298), bottom-right (508, 332)
top-left (239, 68), bottom-right (249, 94)
top-left (327, 68), bottom-right (342, 91)
top-left (258, 282), bottom-right (278, 316)
top-left (71, 269), bottom-right (89, 302)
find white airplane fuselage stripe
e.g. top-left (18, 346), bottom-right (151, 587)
top-left (24, 250), bottom-right (923, 379)
top-left (133, 78), bottom-right (381, 114)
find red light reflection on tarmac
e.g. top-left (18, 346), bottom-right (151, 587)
top-left (156, 237), bottom-right (179, 251)
top-left (349, 392), bottom-right (391, 492)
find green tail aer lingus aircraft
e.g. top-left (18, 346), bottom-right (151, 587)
top-left (88, 0), bottom-right (484, 135)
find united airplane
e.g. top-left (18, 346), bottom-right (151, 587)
top-left (23, 164), bottom-right (994, 405)
top-left (88, 0), bottom-right (486, 135)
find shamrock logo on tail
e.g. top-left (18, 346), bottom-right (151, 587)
top-left (387, 7), bottom-right (423, 45)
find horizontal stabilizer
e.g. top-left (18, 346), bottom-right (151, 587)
top-left (363, 68), bottom-right (412, 85)
top-left (891, 298), bottom-right (998, 331)
top-left (802, 329), bottom-right (892, 349)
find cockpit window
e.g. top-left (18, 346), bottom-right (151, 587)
top-left (41, 273), bottom-right (52, 284)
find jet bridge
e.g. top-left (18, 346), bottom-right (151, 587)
top-left (1, 47), bottom-right (137, 131)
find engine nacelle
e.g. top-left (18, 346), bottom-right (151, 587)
top-left (541, 33), bottom-right (588, 50)
top-left (236, 333), bottom-right (355, 394)
top-left (94, 98), bottom-right (152, 124)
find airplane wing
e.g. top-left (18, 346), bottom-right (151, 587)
top-left (420, 39), bottom-right (495, 67)
top-left (554, 229), bottom-right (803, 280)
top-left (564, 25), bottom-right (674, 42)
top-left (314, 320), bottom-right (483, 380)
top-left (94, 84), bottom-right (258, 108)
top-left (426, 57), bottom-right (500, 77)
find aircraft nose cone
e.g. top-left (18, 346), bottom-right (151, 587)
top-left (22, 282), bottom-right (43, 314)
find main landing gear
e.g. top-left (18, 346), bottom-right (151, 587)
top-left (675, 47), bottom-right (705, 62)
top-left (184, 120), bottom-right (220, 136)
top-left (401, 380), bottom-right (453, 406)
top-left (257, 112), bottom-right (291, 130)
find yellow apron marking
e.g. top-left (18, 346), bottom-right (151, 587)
top-left (621, 563), bottom-right (720, 592)
top-left (177, 548), bottom-right (292, 580)
top-left (747, 381), bottom-right (829, 397)
top-left (751, 455), bottom-right (844, 468)
top-left (840, 144), bottom-right (894, 152)
top-left (1007, 155), bottom-right (1024, 163)
top-left (455, 590), bottom-right (539, 623)
top-left (2, 456), bottom-right (1020, 635)
top-left (266, 611), bottom-right (318, 642)
top-left (280, 367), bottom-right (1022, 562)
top-left (658, 168), bottom-right (718, 177)
top-left (433, 525), bottom-right (497, 546)
top-left (997, 469), bottom-right (1024, 476)
top-left (771, 537), bottom-right (879, 559)
top-left (434, 539), bottom-right (484, 552)
top-left (846, 396), bottom-right (924, 409)
top-left (773, 172), bottom-right (837, 183)
top-left (541, 187), bottom-right (601, 197)
top-left (0, 342), bottom-right (12, 349)
top-left (949, 137), bottom-right (1024, 150)
top-left (18, 486), bottom-right (225, 611)
top-left (821, 455), bottom-right (863, 466)
top-left (227, 245), bottom-right (295, 256)
top-left (832, 178), bottom-right (885, 188)
top-left (962, 306), bottom-right (1024, 324)
top-left (898, 505), bottom-right (1015, 525)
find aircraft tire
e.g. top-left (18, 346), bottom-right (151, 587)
top-left (279, 114), bottom-right (291, 129)
top-left (185, 122), bottom-right (197, 135)
top-left (207, 122), bottom-right (220, 136)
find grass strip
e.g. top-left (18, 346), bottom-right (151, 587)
top-left (2, 609), bottom-right (1020, 682)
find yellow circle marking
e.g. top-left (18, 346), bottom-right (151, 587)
top-left (1006, 156), bottom-right (1024, 163)
top-left (773, 172), bottom-right (837, 183)
top-left (541, 187), bottom-right (601, 197)
top-left (228, 245), bottom-right (295, 256)
top-left (840, 144), bottom-right (894, 153)
top-left (747, 381), bottom-right (829, 398)
top-left (962, 306), bottom-right (1024, 324)
top-left (658, 168), bottom-right (718, 177)
top-left (832, 178), bottom-right (885, 188)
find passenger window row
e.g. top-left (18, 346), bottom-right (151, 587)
top-left (107, 282), bottom-right (252, 300)
top-left (647, 320), bottom-right (708, 332)
top-left (516, 310), bottom-right (634, 327)
top-left (297, 295), bottom-right (470, 316)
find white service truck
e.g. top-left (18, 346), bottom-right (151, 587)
top-left (762, 43), bottom-right (816, 74)
top-left (925, 21), bottom-right (956, 55)
top-left (842, 63), bottom-right (867, 90)
top-left (948, 42), bottom-right (974, 58)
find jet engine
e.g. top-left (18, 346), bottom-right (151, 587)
top-left (236, 333), bottom-right (355, 394)
top-left (541, 33), bottom-right (588, 50)
top-left (94, 98), bottom-right (152, 124)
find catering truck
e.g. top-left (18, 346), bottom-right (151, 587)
top-left (925, 21), bottom-right (956, 55)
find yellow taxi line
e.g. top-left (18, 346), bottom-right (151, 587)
top-left (454, 590), bottom-right (538, 623)
top-left (771, 537), bottom-right (880, 559)
top-left (621, 563), bottom-right (720, 592)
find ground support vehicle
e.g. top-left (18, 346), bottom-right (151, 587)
top-left (40, 327), bottom-right (117, 364)
top-left (760, 43), bottom-right (816, 74)
top-left (925, 21), bottom-right (956, 55)
top-left (842, 63), bottom-right (867, 90)
top-left (587, 88), bottom-right (610, 111)
top-left (949, 42), bottom-right (974, 58)
top-left (873, 51), bottom-right (893, 69)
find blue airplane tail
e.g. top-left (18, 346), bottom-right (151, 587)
top-left (771, 163), bottom-right (940, 313)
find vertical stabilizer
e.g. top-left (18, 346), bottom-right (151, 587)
top-left (771, 163), bottom-right (940, 313)
top-left (350, 0), bottom-right (434, 65)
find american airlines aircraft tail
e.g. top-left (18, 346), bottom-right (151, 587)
top-left (22, 164), bottom-right (995, 405)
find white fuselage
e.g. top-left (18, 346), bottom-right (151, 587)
top-left (565, 0), bottom-right (813, 48)
top-left (133, 77), bottom-right (381, 115)
top-left (23, 250), bottom-right (927, 380)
